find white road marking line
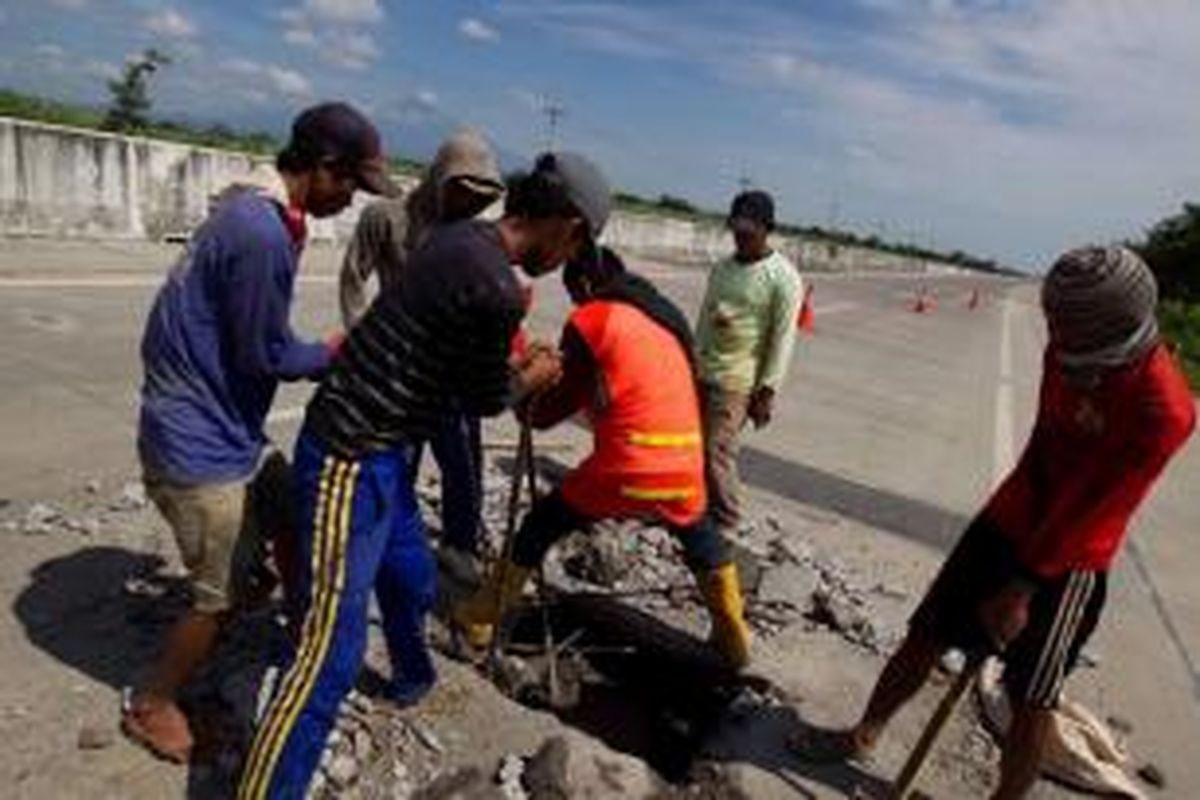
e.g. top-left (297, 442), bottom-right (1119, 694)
top-left (993, 297), bottom-right (1015, 484)
top-left (814, 301), bottom-right (860, 316)
top-left (0, 274), bottom-right (338, 289)
top-left (1128, 541), bottom-right (1200, 702)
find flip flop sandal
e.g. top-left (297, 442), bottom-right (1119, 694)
top-left (119, 687), bottom-right (192, 765)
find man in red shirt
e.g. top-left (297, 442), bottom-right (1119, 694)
top-left (792, 246), bottom-right (1195, 799)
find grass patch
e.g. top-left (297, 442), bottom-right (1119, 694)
top-left (1160, 300), bottom-right (1200, 391)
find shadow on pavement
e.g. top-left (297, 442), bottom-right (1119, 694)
top-left (740, 447), bottom-right (969, 551)
top-left (517, 443), bottom-right (969, 551)
top-left (13, 546), bottom-right (287, 799)
top-left (13, 546), bottom-right (187, 689)
top-left (704, 704), bottom-right (892, 799)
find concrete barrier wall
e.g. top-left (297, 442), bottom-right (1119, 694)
top-left (601, 211), bottom-right (945, 273)
top-left (0, 116), bottom-right (410, 242)
top-left (0, 116), bottom-right (946, 273)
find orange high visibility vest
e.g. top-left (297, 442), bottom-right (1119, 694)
top-left (561, 300), bottom-right (706, 526)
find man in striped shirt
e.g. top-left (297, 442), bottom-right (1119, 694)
top-left (237, 152), bottom-right (613, 800)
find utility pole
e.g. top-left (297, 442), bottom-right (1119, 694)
top-left (827, 197), bottom-right (841, 231)
top-left (541, 96), bottom-right (565, 151)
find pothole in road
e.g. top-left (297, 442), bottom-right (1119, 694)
top-left (487, 592), bottom-right (762, 788)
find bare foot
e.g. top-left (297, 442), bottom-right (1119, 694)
top-left (120, 689), bottom-right (193, 764)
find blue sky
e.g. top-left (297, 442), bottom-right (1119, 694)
top-left (3, 0), bottom-right (1199, 269)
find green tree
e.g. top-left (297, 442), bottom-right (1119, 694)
top-left (1135, 202), bottom-right (1200, 302)
top-left (103, 48), bottom-right (171, 133)
top-left (656, 193), bottom-right (696, 214)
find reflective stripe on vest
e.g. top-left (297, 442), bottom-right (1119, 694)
top-left (627, 431), bottom-right (702, 448)
top-left (620, 485), bottom-right (698, 501)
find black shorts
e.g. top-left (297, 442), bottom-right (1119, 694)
top-left (911, 518), bottom-right (1107, 709)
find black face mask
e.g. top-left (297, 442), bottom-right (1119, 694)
top-left (520, 245), bottom-right (559, 277)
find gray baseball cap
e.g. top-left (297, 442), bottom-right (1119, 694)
top-left (534, 151), bottom-right (612, 237)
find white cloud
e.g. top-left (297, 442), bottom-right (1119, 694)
top-left (501, 0), bottom-right (1200, 265)
top-left (219, 58), bottom-right (313, 97)
top-left (35, 43), bottom-right (66, 59)
top-left (84, 60), bottom-right (120, 80)
top-left (459, 17), bottom-right (501, 43)
top-left (284, 27), bottom-right (318, 48)
top-left (760, 52), bottom-right (825, 83)
top-left (389, 88), bottom-right (441, 124)
top-left (238, 88), bottom-right (270, 106)
top-left (268, 66), bottom-right (312, 96)
top-left (222, 58), bottom-right (262, 76)
top-left (300, 0), bottom-right (382, 25)
top-left (797, 0), bottom-right (1200, 262)
top-left (279, 3), bottom-right (381, 69)
top-left (144, 9), bottom-right (197, 39)
top-left (497, 2), bottom-right (712, 60)
top-left (325, 31), bottom-right (379, 70)
top-left (277, 8), bottom-right (306, 26)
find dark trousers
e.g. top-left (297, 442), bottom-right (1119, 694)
top-left (413, 411), bottom-right (484, 554)
top-left (511, 488), bottom-right (730, 573)
top-left (239, 431), bottom-right (435, 800)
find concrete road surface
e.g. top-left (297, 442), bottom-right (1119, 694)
top-left (1, 239), bottom-right (1198, 796)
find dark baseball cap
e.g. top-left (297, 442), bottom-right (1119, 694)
top-left (728, 190), bottom-right (775, 230)
top-left (288, 102), bottom-right (400, 197)
top-left (534, 151), bottom-right (612, 236)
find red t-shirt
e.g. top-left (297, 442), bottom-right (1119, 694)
top-left (985, 343), bottom-right (1195, 579)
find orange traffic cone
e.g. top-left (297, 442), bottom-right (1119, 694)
top-left (797, 285), bottom-right (815, 334)
top-left (967, 288), bottom-right (980, 310)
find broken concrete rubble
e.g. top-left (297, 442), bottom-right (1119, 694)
top-left (22, 502), bottom-right (60, 534)
top-left (76, 723), bottom-right (116, 750)
top-left (497, 752), bottom-right (528, 799)
top-left (11, 458), bottom-right (1157, 800)
top-left (107, 481), bottom-right (147, 512)
top-left (755, 562), bottom-right (821, 611)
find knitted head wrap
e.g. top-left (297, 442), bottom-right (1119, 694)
top-left (1042, 245), bottom-right (1159, 368)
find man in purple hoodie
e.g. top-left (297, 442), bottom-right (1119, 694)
top-left (124, 103), bottom-right (399, 764)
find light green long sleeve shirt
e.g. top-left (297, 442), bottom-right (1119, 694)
top-left (695, 250), bottom-right (803, 393)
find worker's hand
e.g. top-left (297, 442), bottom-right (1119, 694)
top-left (324, 329), bottom-right (347, 359)
top-left (515, 347), bottom-right (562, 399)
top-left (510, 337), bottom-right (555, 368)
top-left (978, 581), bottom-right (1033, 650)
top-left (747, 386), bottom-right (775, 429)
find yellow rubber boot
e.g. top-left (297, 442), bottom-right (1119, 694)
top-left (451, 559), bottom-right (533, 650)
top-left (696, 563), bottom-right (753, 670)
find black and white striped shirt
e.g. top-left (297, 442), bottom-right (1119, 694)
top-left (304, 220), bottom-right (523, 456)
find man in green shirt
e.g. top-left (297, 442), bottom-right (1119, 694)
top-left (695, 190), bottom-right (803, 532)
